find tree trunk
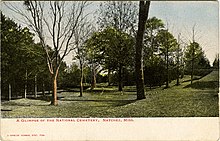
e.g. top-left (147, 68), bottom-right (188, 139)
top-left (42, 79), bottom-right (45, 96)
top-left (191, 44), bottom-right (195, 84)
top-left (118, 64), bottom-right (123, 91)
top-left (50, 74), bottom-right (53, 94)
top-left (108, 68), bottom-right (111, 86)
top-left (51, 70), bottom-right (59, 106)
top-left (176, 67), bottom-right (180, 85)
top-left (166, 47), bottom-right (169, 88)
top-left (91, 66), bottom-right (96, 90)
top-left (176, 34), bottom-right (180, 86)
top-left (8, 83), bottom-right (11, 101)
top-left (176, 53), bottom-right (180, 86)
top-left (135, 1), bottom-right (150, 100)
top-left (24, 69), bottom-right (28, 98)
top-left (34, 75), bottom-right (37, 98)
top-left (79, 65), bottom-right (83, 97)
top-left (181, 62), bottom-right (185, 79)
top-left (191, 58), bottom-right (194, 84)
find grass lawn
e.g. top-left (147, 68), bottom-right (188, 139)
top-left (1, 70), bottom-right (219, 118)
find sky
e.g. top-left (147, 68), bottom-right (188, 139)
top-left (1, 1), bottom-right (219, 65)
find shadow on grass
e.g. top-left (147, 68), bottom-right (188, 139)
top-left (124, 89), bottom-right (136, 92)
top-left (182, 76), bottom-right (203, 83)
top-left (184, 81), bottom-right (219, 90)
top-left (60, 99), bottom-right (137, 107)
top-left (1, 109), bottom-right (12, 111)
top-left (29, 95), bottom-right (65, 102)
top-left (86, 89), bottom-right (118, 93)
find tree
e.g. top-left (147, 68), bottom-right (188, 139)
top-left (5, 1), bottom-right (90, 105)
top-left (143, 17), bottom-right (165, 88)
top-left (175, 33), bottom-right (181, 86)
top-left (1, 13), bottom-right (26, 100)
top-left (135, 1), bottom-right (150, 100)
top-left (85, 27), bottom-right (135, 91)
top-left (144, 17), bottom-right (165, 55)
top-left (85, 32), bottom-right (103, 90)
top-left (184, 41), bottom-right (203, 83)
top-left (74, 16), bottom-right (94, 97)
top-left (98, 1), bottom-right (138, 35)
top-left (97, 1), bottom-right (138, 90)
top-left (213, 54), bottom-right (219, 69)
top-left (1, 12), bottom-right (47, 100)
top-left (156, 29), bottom-right (177, 88)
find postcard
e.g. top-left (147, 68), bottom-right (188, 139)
top-left (1, 1), bottom-right (219, 141)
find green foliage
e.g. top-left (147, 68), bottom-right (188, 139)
top-left (156, 29), bottom-right (178, 56)
top-left (185, 42), bottom-right (203, 64)
top-left (213, 54), bottom-right (219, 69)
top-left (86, 27), bottom-right (135, 69)
top-left (1, 12), bottom-right (50, 99)
top-left (59, 63), bottom-right (81, 88)
top-left (143, 17), bottom-right (179, 87)
top-left (144, 56), bottom-right (166, 87)
top-left (145, 17), bottom-right (164, 31)
top-left (184, 42), bottom-right (211, 76)
top-left (85, 27), bottom-right (135, 89)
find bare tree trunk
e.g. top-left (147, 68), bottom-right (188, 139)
top-left (135, 1), bottom-right (150, 100)
top-left (176, 34), bottom-right (180, 86)
top-left (51, 70), bottom-right (59, 106)
top-left (79, 64), bottom-right (83, 97)
top-left (191, 54), bottom-right (194, 84)
top-left (24, 69), bottom-right (27, 98)
top-left (181, 54), bottom-right (185, 79)
top-left (166, 47), bottom-right (169, 88)
top-left (118, 64), bottom-right (123, 91)
top-left (34, 74), bottom-right (37, 98)
top-left (191, 26), bottom-right (196, 84)
top-left (51, 76), bottom-right (58, 105)
top-left (8, 84), bottom-right (11, 101)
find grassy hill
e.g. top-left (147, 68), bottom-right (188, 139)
top-left (1, 70), bottom-right (219, 117)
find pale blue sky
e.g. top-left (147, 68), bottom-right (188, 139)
top-left (1, 1), bottom-right (219, 65)
top-left (149, 1), bottom-right (219, 65)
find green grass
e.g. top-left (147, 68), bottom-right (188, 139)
top-left (1, 71), bottom-right (219, 118)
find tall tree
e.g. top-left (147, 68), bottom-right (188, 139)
top-left (97, 1), bottom-right (138, 90)
top-left (143, 17), bottom-right (165, 88)
top-left (135, 1), bottom-right (150, 100)
top-left (1, 12), bottom-right (46, 100)
top-left (85, 32), bottom-right (103, 90)
top-left (85, 27), bottom-right (135, 91)
top-left (6, 1), bottom-right (90, 105)
top-left (156, 29), bottom-right (177, 88)
top-left (1, 13), bottom-right (25, 100)
top-left (185, 25), bottom-right (204, 84)
top-left (74, 17), bottom-right (94, 97)
top-left (184, 41), bottom-right (203, 83)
